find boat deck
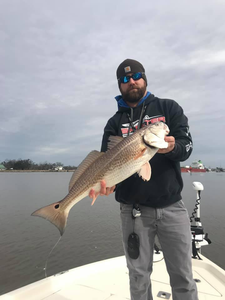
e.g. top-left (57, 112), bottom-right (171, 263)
top-left (1, 254), bottom-right (225, 300)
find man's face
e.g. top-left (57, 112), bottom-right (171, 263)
top-left (119, 73), bottom-right (147, 105)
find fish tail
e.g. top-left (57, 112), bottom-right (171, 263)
top-left (31, 201), bottom-right (68, 236)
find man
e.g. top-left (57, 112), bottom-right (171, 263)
top-left (90, 59), bottom-right (197, 300)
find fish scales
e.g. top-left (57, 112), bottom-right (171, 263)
top-left (62, 132), bottom-right (145, 205)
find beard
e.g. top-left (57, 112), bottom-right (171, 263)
top-left (120, 82), bottom-right (147, 104)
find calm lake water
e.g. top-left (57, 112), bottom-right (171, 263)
top-left (0, 172), bottom-right (224, 295)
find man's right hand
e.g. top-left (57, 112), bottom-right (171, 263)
top-left (99, 180), bottom-right (116, 196)
top-left (89, 180), bottom-right (115, 205)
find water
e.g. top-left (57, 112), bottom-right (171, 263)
top-left (0, 172), bottom-right (224, 295)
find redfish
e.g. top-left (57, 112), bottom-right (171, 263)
top-left (32, 122), bottom-right (169, 235)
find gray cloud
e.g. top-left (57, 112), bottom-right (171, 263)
top-left (1, 0), bottom-right (225, 167)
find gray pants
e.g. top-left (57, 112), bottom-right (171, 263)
top-left (120, 200), bottom-right (198, 300)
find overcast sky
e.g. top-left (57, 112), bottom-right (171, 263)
top-left (1, 0), bottom-right (225, 168)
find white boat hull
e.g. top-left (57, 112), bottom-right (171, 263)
top-left (1, 254), bottom-right (225, 300)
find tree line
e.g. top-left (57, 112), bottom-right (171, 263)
top-left (1, 159), bottom-right (76, 170)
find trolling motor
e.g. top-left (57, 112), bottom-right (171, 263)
top-left (190, 182), bottom-right (211, 259)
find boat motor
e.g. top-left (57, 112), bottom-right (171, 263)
top-left (190, 181), bottom-right (211, 259)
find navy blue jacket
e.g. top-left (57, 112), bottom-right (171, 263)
top-left (101, 92), bottom-right (193, 208)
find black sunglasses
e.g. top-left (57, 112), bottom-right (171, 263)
top-left (118, 72), bottom-right (144, 84)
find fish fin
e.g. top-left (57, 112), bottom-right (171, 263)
top-left (137, 162), bottom-right (151, 181)
top-left (89, 189), bottom-right (99, 206)
top-left (69, 151), bottom-right (104, 191)
top-left (107, 136), bottom-right (123, 150)
top-left (31, 201), bottom-right (68, 236)
top-left (91, 194), bottom-right (98, 206)
top-left (134, 148), bottom-right (147, 160)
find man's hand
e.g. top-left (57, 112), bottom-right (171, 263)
top-left (89, 180), bottom-right (115, 205)
top-left (158, 136), bottom-right (175, 154)
top-left (99, 180), bottom-right (116, 196)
